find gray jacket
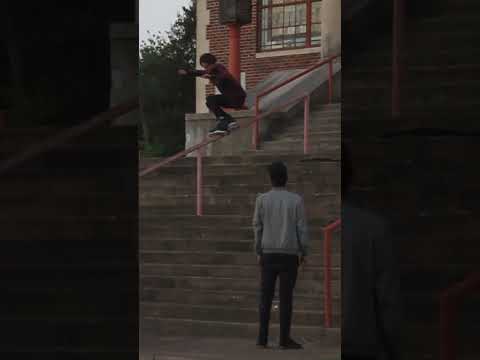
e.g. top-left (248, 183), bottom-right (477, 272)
top-left (253, 188), bottom-right (309, 256)
top-left (342, 203), bottom-right (402, 359)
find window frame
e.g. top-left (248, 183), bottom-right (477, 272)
top-left (257, 0), bottom-right (321, 52)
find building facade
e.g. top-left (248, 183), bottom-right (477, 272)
top-left (196, 0), bottom-right (341, 112)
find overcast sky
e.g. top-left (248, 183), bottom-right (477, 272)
top-left (139, 0), bottom-right (192, 44)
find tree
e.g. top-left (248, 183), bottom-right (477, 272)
top-left (139, 1), bottom-right (196, 156)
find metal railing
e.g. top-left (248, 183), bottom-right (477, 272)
top-left (0, 98), bottom-right (139, 175)
top-left (140, 55), bottom-right (340, 216)
top-left (440, 272), bottom-right (480, 360)
top-left (322, 218), bottom-right (341, 328)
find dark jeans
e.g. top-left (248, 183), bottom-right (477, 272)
top-left (206, 94), bottom-right (245, 119)
top-left (258, 253), bottom-right (299, 345)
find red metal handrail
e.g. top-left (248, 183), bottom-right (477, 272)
top-left (0, 98), bottom-right (139, 175)
top-left (440, 271), bottom-right (480, 360)
top-left (253, 54), bottom-right (340, 149)
top-left (323, 218), bottom-right (341, 328)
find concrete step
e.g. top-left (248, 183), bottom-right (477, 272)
top-left (141, 287), bottom-right (341, 313)
top-left (140, 252), bottom-right (341, 268)
top-left (139, 199), bottom-right (339, 218)
top-left (140, 275), bottom-right (341, 297)
top-left (140, 192), bottom-right (338, 210)
top-left (139, 181), bottom-right (340, 197)
top-left (140, 263), bottom-right (341, 280)
top-left (260, 141), bottom-right (340, 155)
top-left (142, 317), bottom-right (340, 340)
top-left (139, 214), bottom-right (339, 228)
top-left (140, 237), bottom-right (341, 254)
top-left (142, 302), bottom-right (337, 328)
top-left (140, 222), bottom-right (341, 240)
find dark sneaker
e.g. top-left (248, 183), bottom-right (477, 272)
top-left (208, 122), bottom-right (228, 136)
top-left (279, 338), bottom-right (303, 350)
top-left (227, 120), bottom-right (239, 130)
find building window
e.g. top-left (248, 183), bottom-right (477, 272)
top-left (259, 0), bottom-right (321, 52)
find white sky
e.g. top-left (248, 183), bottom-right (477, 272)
top-left (139, 0), bottom-right (192, 44)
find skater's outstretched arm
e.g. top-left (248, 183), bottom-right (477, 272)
top-left (178, 68), bottom-right (208, 77)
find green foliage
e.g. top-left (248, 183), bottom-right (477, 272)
top-left (139, 1), bottom-right (196, 157)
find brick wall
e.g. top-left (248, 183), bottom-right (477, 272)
top-left (205, 0), bottom-right (322, 97)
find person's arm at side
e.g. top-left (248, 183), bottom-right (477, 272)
top-left (253, 194), bottom-right (264, 263)
top-left (296, 197), bottom-right (309, 264)
top-left (374, 221), bottom-right (402, 360)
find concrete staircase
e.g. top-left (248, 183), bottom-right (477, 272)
top-left (258, 103), bottom-right (341, 155)
top-left (343, 1), bottom-right (480, 358)
top-left (140, 157), bottom-right (341, 342)
top-left (140, 100), bottom-right (341, 344)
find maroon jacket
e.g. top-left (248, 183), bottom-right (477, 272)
top-left (188, 63), bottom-right (246, 100)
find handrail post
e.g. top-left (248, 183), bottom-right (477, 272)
top-left (196, 147), bottom-right (204, 216)
top-left (252, 97), bottom-right (260, 150)
top-left (328, 59), bottom-right (334, 104)
top-left (304, 95), bottom-right (310, 155)
top-left (323, 227), bottom-right (332, 328)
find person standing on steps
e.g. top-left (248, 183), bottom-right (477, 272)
top-left (178, 53), bottom-right (246, 136)
top-left (253, 161), bottom-right (309, 350)
top-left (341, 142), bottom-right (402, 360)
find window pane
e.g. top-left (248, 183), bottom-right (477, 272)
top-left (272, 7), bottom-right (284, 27)
top-left (311, 23), bottom-right (321, 45)
top-left (262, 0), bottom-right (269, 6)
top-left (272, 0), bottom-right (284, 4)
top-left (284, 5), bottom-right (296, 27)
top-left (272, 27), bottom-right (284, 48)
top-left (312, 1), bottom-right (321, 23)
top-left (296, 4), bottom-right (307, 25)
top-left (261, 30), bottom-right (272, 47)
top-left (262, 8), bottom-right (270, 29)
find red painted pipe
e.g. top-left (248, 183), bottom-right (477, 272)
top-left (228, 24), bottom-right (241, 81)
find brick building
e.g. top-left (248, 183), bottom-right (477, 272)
top-left (195, 0), bottom-right (340, 112)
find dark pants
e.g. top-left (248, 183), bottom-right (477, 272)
top-left (258, 253), bottom-right (299, 345)
top-left (342, 357), bottom-right (376, 360)
top-left (206, 94), bottom-right (245, 119)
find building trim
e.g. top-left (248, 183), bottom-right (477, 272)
top-left (255, 46), bottom-right (322, 59)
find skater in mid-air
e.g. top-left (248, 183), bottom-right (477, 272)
top-left (178, 53), bottom-right (246, 136)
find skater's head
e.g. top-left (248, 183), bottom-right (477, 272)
top-left (200, 53), bottom-right (217, 68)
top-left (268, 161), bottom-right (288, 188)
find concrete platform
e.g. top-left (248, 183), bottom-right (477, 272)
top-left (141, 336), bottom-right (340, 360)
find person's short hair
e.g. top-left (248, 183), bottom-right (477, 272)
top-left (199, 53), bottom-right (217, 65)
top-left (268, 161), bottom-right (288, 187)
